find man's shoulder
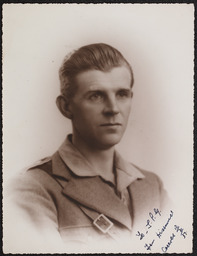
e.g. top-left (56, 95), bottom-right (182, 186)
top-left (6, 156), bottom-right (57, 194)
top-left (132, 163), bottom-right (160, 179)
top-left (27, 156), bottom-right (53, 171)
top-left (129, 163), bottom-right (171, 212)
top-left (20, 157), bottom-right (53, 182)
top-left (130, 163), bottom-right (163, 188)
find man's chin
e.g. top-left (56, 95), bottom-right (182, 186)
top-left (97, 135), bottom-right (122, 150)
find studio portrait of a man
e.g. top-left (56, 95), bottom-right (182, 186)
top-left (3, 4), bottom-right (193, 254)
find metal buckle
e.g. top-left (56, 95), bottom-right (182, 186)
top-left (93, 214), bottom-right (113, 234)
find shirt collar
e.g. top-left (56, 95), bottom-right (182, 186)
top-left (58, 134), bottom-right (145, 191)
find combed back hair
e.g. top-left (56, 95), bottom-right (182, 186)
top-left (59, 43), bottom-right (134, 101)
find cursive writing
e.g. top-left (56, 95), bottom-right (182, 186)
top-left (174, 225), bottom-right (187, 239)
top-left (161, 233), bottom-right (176, 252)
top-left (144, 239), bottom-right (155, 251)
top-left (135, 208), bottom-right (188, 253)
top-left (136, 208), bottom-right (162, 240)
top-left (156, 210), bottom-right (173, 239)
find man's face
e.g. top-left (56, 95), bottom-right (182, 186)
top-left (69, 66), bottom-right (132, 150)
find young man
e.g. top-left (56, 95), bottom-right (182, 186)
top-left (4, 43), bottom-right (169, 253)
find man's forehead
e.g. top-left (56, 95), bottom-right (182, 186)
top-left (88, 83), bottom-right (131, 92)
top-left (74, 66), bottom-right (132, 89)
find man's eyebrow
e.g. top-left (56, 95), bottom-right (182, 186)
top-left (83, 90), bottom-right (103, 98)
top-left (116, 88), bottom-right (132, 94)
top-left (117, 88), bottom-right (131, 91)
top-left (84, 87), bottom-right (132, 95)
top-left (88, 87), bottom-right (131, 92)
top-left (87, 89), bottom-right (103, 92)
top-left (85, 89), bottom-right (105, 95)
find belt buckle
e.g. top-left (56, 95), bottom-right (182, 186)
top-left (93, 214), bottom-right (113, 234)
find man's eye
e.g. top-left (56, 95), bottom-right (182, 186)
top-left (89, 93), bottom-right (104, 102)
top-left (117, 90), bottom-right (131, 98)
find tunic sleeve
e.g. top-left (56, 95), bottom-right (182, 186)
top-left (3, 170), bottom-right (66, 253)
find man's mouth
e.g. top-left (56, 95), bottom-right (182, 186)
top-left (100, 123), bottom-right (121, 126)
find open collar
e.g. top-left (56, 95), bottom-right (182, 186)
top-left (57, 135), bottom-right (144, 192)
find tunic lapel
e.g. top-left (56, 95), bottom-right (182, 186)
top-left (52, 152), bottom-right (132, 230)
top-left (127, 174), bottom-right (160, 229)
top-left (62, 176), bottom-right (132, 230)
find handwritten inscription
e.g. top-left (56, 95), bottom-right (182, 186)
top-left (174, 225), bottom-right (187, 238)
top-left (136, 208), bottom-right (161, 241)
top-left (144, 239), bottom-right (155, 251)
top-left (156, 210), bottom-right (173, 239)
top-left (136, 209), bottom-right (187, 252)
top-left (161, 233), bottom-right (176, 252)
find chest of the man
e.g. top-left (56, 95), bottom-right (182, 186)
top-left (49, 175), bottom-right (161, 246)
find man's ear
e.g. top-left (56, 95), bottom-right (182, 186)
top-left (56, 95), bottom-right (73, 119)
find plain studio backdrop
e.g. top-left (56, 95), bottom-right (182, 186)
top-left (3, 4), bottom-right (193, 252)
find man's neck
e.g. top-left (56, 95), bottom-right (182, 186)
top-left (72, 133), bottom-right (115, 184)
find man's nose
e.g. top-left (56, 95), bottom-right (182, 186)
top-left (103, 96), bottom-right (119, 115)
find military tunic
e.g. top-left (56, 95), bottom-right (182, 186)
top-left (4, 135), bottom-right (169, 253)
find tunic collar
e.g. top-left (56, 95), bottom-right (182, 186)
top-left (58, 134), bottom-right (144, 192)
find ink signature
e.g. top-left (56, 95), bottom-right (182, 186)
top-left (136, 208), bottom-right (161, 240)
top-left (136, 209), bottom-right (188, 252)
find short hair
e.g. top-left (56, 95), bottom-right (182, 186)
top-left (59, 43), bottom-right (134, 101)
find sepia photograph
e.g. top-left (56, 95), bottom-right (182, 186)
top-left (3, 3), bottom-right (194, 253)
